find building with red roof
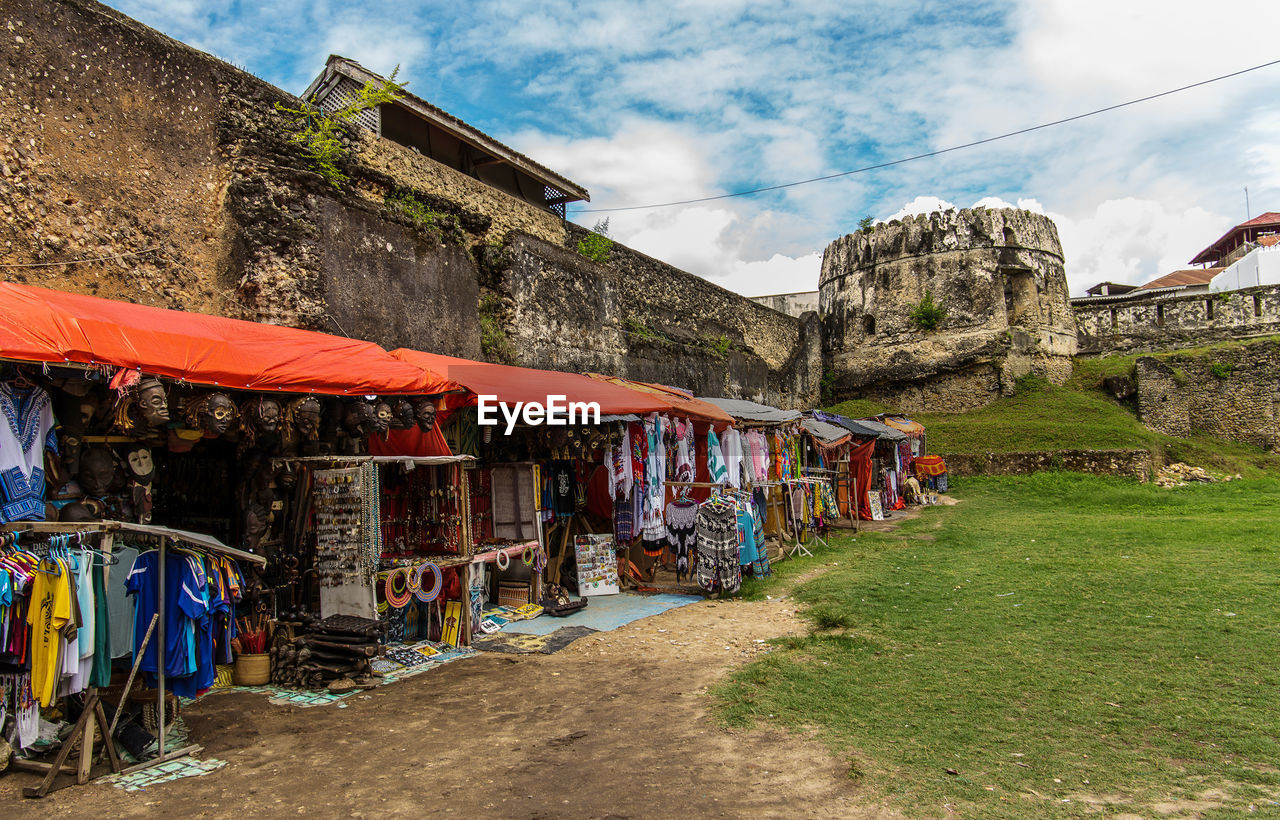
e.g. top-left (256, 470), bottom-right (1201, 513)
top-left (1190, 212), bottom-right (1280, 267)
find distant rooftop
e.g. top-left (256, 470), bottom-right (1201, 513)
top-left (1190, 211), bottom-right (1280, 266)
top-left (1138, 268), bottom-right (1221, 290)
top-left (303, 56), bottom-right (589, 216)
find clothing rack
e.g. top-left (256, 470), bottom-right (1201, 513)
top-left (2, 521), bottom-right (265, 795)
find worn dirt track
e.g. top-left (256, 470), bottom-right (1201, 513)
top-left (1, 533), bottom-right (913, 820)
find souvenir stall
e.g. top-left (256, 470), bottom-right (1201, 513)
top-left (388, 350), bottom-right (676, 609)
top-left (0, 282), bottom-right (471, 747)
top-left (800, 417), bottom-right (861, 530)
top-left (849, 418), bottom-right (910, 518)
top-left (0, 520), bottom-right (263, 797)
top-left (808, 412), bottom-right (885, 521)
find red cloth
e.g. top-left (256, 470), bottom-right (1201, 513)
top-left (366, 426), bottom-right (452, 457)
top-left (586, 464), bottom-right (613, 520)
top-left (847, 438), bottom-right (876, 521)
top-left (0, 282), bottom-right (457, 395)
top-left (914, 455), bottom-right (947, 477)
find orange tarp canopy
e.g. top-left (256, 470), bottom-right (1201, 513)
top-left (880, 415), bottom-right (925, 436)
top-left (390, 349), bottom-right (669, 416)
top-left (0, 282), bottom-right (459, 396)
top-left (583, 374), bottom-right (734, 426)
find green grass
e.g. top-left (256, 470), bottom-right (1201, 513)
top-left (716, 474), bottom-right (1280, 817)
top-left (825, 354), bottom-right (1280, 478)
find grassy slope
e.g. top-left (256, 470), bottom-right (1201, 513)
top-left (828, 345), bottom-right (1280, 478)
top-left (717, 474), bottom-right (1280, 817)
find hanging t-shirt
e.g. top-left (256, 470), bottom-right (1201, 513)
top-left (108, 546), bottom-right (140, 658)
top-left (125, 550), bottom-right (208, 677)
top-left (90, 555), bottom-right (112, 687)
top-left (0, 383), bottom-right (57, 522)
top-left (29, 559), bottom-right (71, 707)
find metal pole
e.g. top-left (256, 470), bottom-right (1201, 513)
top-left (156, 536), bottom-right (166, 760)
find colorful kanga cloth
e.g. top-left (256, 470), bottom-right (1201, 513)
top-left (706, 429), bottom-right (727, 485)
top-left (0, 383), bottom-right (57, 522)
top-left (720, 428), bottom-right (743, 489)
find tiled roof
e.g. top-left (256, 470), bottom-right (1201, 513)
top-left (1138, 268), bottom-right (1222, 290)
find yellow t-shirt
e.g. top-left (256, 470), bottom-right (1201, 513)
top-left (30, 559), bottom-right (71, 707)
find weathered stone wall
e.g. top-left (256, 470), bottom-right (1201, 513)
top-left (820, 208), bottom-right (1077, 413)
top-left (939, 449), bottom-right (1153, 481)
top-left (749, 290), bottom-right (819, 319)
top-left (355, 135), bottom-right (565, 248)
top-left (1135, 340), bottom-right (1280, 450)
top-left (491, 229), bottom-right (822, 408)
top-left (0, 0), bottom-right (491, 357)
top-left (1074, 284), bottom-right (1280, 356)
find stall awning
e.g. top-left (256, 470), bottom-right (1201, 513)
top-left (809, 411), bottom-right (883, 440)
top-left (583, 375), bottom-right (735, 426)
top-left (699, 397), bottom-right (801, 425)
top-left (801, 418), bottom-right (852, 447)
top-left (0, 283), bottom-right (457, 395)
top-left (853, 418), bottom-right (907, 442)
top-left (390, 349), bottom-right (670, 416)
top-left (879, 415), bottom-right (925, 436)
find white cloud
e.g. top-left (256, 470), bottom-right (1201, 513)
top-left (1051, 200), bottom-right (1230, 295)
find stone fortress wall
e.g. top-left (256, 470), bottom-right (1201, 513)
top-left (819, 207), bottom-right (1077, 412)
top-left (2, 0), bottom-right (816, 404)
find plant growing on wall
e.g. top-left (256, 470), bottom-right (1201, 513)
top-left (479, 292), bottom-right (516, 364)
top-left (1210, 361), bottom-right (1233, 379)
top-left (909, 290), bottom-right (947, 331)
top-left (275, 67), bottom-right (406, 188)
top-left (576, 218), bottom-right (613, 264)
top-left (858, 215), bottom-right (875, 232)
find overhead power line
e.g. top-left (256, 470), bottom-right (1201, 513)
top-left (572, 58), bottom-right (1280, 214)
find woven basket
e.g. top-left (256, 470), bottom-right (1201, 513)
top-left (234, 652), bottom-right (271, 686)
top-left (498, 581), bottom-right (530, 607)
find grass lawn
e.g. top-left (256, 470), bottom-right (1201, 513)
top-left (829, 359), bottom-right (1280, 478)
top-left (717, 473), bottom-right (1280, 818)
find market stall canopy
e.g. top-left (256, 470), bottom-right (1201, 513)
top-left (699, 397), bottom-right (801, 425)
top-left (0, 283), bottom-right (459, 395)
top-left (808, 411), bottom-right (885, 440)
top-left (879, 415), bottom-right (925, 436)
top-left (852, 418), bottom-right (908, 442)
top-left (390, 349), bottom-right (670, 416)
top-left (801, 417), bottom-right (852, 447)
top-left (582, 374), bottom-right (735, 426)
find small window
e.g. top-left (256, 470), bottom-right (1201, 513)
top-left (1206, 299), bottom-right (1214, 320)
top-left (1110, 308), bottom-right (1118, 329)
top-left (1156, 304), bottom-right (1165, 326)
top-left (1254, 294), bottom-right (1262, 317)
top-left (863, 314), bottom-right (876, 335)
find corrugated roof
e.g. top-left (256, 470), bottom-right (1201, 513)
top-left (699, 397), bottom-right (801, 424)
top-left (1138, 268), bottom-right (1222, 290)
top-left (801, 418), bottom-right (852, 446)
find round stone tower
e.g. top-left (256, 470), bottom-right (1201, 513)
top-left (819, 207), bottom-right (1077, 412)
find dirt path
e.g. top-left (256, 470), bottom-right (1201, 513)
top-left (0, 521), bottom-right (925, 819)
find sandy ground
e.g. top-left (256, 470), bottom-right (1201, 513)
top-left (0, 520), bottom-right (921, 819)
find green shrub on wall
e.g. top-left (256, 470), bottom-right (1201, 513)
top-left (576, 218), bottom-right (613, 264)
top-left (275, 68), bottom-right (406, 188)
top-left (909, 290), bottom-right (946, 331)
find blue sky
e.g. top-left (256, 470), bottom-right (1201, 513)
top-left (110, 0), bottom-right (1280, 296)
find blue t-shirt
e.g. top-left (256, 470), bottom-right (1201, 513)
top-left (125, 551), bottom-right (207, 677)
